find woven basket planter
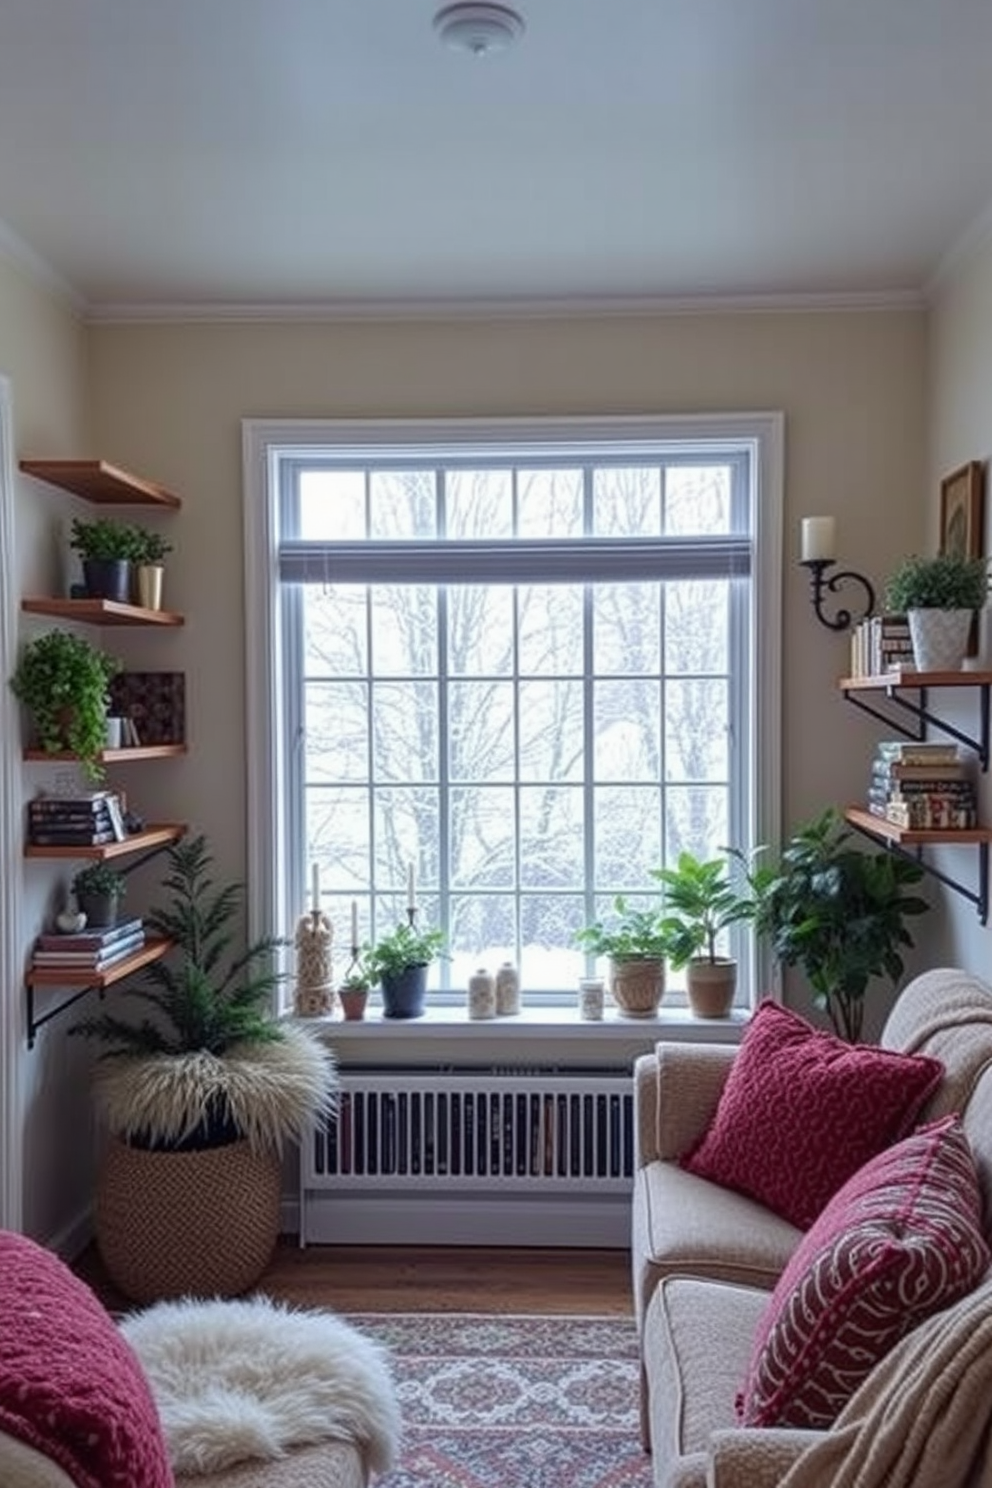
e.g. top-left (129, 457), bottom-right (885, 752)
top-left (96, 1137), bottom-right (282, 1304)
top-left (609, 956), bottom-right (665, 1018)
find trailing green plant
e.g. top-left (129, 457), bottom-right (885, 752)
top-left (738, 808), bottom-right (930, 1043)
top-left (884, 552), bottom-right (989, 612)
top-left (653, 851), bottom-right (756, 968)
top-left (72, 862), bottom-right (127, 902)
top-left (365, 921), bottom-right (446, 982)
top-left (132, 527), bottom-right (173, 564)
top-left (71, 833), bottom-right (337, 1153)
top-left (69, 517), bottom-right (143, 562)
top-left (10, 629), bottom-right (120, 780)
top-left (575, 895), bottom-right (670, 962)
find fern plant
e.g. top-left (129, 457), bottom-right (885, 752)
top-left (72, 833), bottom-right (337, 1152)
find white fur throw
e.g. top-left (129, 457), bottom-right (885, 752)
top-left (121, 1297), bottom-right (400, 1477)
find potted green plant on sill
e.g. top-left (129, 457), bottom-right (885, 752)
top-left (366, 921), bottom-right (446, 1020)
top-left (338, 964), bottom-right (373, 1022)
top-left (653, 851), bottom-right (756, 1018)
top-left (131, 526), bottom-right (173, 611)
top-left (575, 897), bottom-right (670, 1018)
top-left (739, 808), bottom-right (930, 1043)
top-left (71, 832), bottom-right (338, 1303)
top-left (72, 861), bottom-right (127, 930)
top-left (884, 552), bottom-right (989, 672)
top-left (10, 628), bottom-right (121, 780)
top-left (70, 517), bottom-right (142, 604)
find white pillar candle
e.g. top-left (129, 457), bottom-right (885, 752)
top-left (801, 517), bottom-right (836, 563)
top-left (407, 861), bottom-right (416, 910)
top-left (351, 899), bottom-right (359, 949)
top-left (311, 862), bottom-right (320, 915)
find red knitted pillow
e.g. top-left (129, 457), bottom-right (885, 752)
top-left (738, 1114), bottom-right (990, 1428)
top-left (680, 999), bottom-right (943, 1228)
top-left (0, 1230), bottom-right (171, 1488)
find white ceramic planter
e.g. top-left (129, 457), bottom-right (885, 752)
top-left (908, 608), bottom-right (973, 672)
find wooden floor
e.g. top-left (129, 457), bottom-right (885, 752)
top-left (76, 1240), bottom-right (634, 1316)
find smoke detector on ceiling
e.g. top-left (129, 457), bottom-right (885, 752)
top-left (433, 3), bottom-right (526, 56)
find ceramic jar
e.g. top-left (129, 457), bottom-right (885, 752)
top-left (578, 977), bottom-right (605, 1021)
top-left (495, 960), bottom-right (521, 1015)
top-left (467, 967), bottom-right (497, 1020)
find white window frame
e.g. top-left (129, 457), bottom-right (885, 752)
top-left (242, 413), bottom-right (783, 1010)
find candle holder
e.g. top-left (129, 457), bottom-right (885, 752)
top-left (801, 558), bottom-right (876, 633)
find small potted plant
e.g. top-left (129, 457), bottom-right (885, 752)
top-left (366, 921), bottom-right (446, 1020)
top-left (338, 965), bottom-right (372, 1022)
top-left (131, 526), bottom-right (173, 611)
top-left (575, 897), bottom-right (670, 1018)
top-left (72, 861), bottom-right (127, 929)
top-left (884, 552), bottom-right (989, 672)
top-left (70, 517), bottom-right (142, 603)
top-left (654, 851), bottom-right (756, 1018)
top-left (10, 628), bottom-right (121, 780)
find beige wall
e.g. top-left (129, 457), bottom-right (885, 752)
top-left (928, 235), bottom-right (992, 970)
top-left (0, 252), bottom-right (97, 1245)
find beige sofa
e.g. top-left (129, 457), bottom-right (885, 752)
top-left (631, 967), bottom-right (992, 1488)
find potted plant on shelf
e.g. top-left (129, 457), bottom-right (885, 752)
top-left (69, 517), bottom-right (142, 604)
top-left (70, 833), bottom-right (338, 1303)
top-left (72, 861), bottom-right (127, 930)
top-left (575, 897), bottom-right (670, 1018)
top-left (10, 628), bottom-right (121, 780)
top-left (740, 808), bottom-right (930, 1043)
top-left (366, 921), bottom-right (446, 1020)
top-left (653, 851), bottom-right (756, 1018)
top-left (884, 552), bottom-right (989, 672)
top-left (131, 526), bottom-right (173, 611)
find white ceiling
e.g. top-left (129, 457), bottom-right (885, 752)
top-left (1, 0), bottom-right (991, 315)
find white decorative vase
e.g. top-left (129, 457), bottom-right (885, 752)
top-left (907, 608), bottom-right (973, 672)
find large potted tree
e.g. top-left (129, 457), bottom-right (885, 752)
top-left (743, 808), bottom-right (931, 1042)
top-left (71, 833), bottom-right (338, 1303)
top-left (576, 896), bottom-right (670, 1018)
top-left (654, 851), bottom-right (756, 1018)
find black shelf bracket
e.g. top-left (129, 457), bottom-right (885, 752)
top-left (847, 819), bottom-right (989, 926)
top-left (26, 983), bottom-right (105, 1050)
top-left (843, 680), bottom-right (990, 772)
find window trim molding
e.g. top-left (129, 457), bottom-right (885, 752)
top-left (242, 412), bottom-right (784, 1002)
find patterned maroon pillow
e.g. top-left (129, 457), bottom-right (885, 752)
top-left (737, 1114), bottom-right (990, 1428)
top-left (680, 999), bottom-right (943, 1228)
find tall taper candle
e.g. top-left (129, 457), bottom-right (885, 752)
top-left (311, 862), bottom-right (320, 915)
top-left (801, 516), bottom-right (836, 563)
top-left (407, 861), bottom-right (416, 910)
top-left (351, 899), bottom-right (359, 950)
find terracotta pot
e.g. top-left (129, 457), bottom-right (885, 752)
top-left (339, 986), bottom-right (369, 1021)
top-left (609, 957), bottom-right (665, 1018)
top-left (686, 958), bottom-right (737, 1018)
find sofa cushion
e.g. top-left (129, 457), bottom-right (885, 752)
top-left (680, 999), bottom-right (943, 1229)
top-left (737, 1113), bottom-right (990, 1429)
top-left (0, 1230), bottom-right (172, 1488)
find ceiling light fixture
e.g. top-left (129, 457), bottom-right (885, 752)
top-left (433, 3), bottom-right (525, 57)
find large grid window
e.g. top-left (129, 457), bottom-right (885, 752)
top-left (245, 417), bottom-right (781, 1010)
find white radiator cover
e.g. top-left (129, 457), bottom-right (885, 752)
top-left (299, 1067), bottom-right (635, 1247)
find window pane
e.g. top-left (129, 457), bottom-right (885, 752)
top-left (449, 682), bottom-right (514, 782)
top-left (594, 679), bottom-right (660, 780)
top-left (595, 786), bottom-right (662, 887)
top-left (373, 786), bottom-right (439, 891)
top-left (518, 585), bottom-right (583, 675)
top-left (665, 680), bottom-right (728, 782)
top-left (519, 680), bottom-right (584, 782)
top-left (369, 470), bottom-right (436, 537)
top-left (520, 894), bottom-right (585, 991)
top-left (664, 465), bottom-right (731, 535)
top-left (594, 583), bottom-right (660, 673)
top-left (303, 587), bottom-right (368, 676)
top-left (447, 470), bottom-right (512, 538)
top-left (664, 786), bottom-right (729, 862)
top-left (300, 469), bottom-right (366, 540)
top-left (593, 467), bottom-right (661, 535)
top-left (372, 682), bottom-right (438, 782)
top-left (517, 469), bottom-right (583, 537)
top-left (307, 786), bottom-right (369, 890)
top-left (369, 588), bottom-right (436, 675)
top-left (450, 785), bottom-right (515, 888)
top-left (305, 681), bottom-right (367, 783)
top-left (450, 894), bottom-right (516, 989)
top-left (519, 786), bottom-right (583, 888)
top-left (665, 580), bottom-right (728, 674)
top-left (448, 586), bottom-right (514, 676)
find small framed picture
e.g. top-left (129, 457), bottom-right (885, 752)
top-left (939, 461), bottom-right (985, 561)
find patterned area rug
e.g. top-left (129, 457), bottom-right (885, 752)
top-left (345, 1312), bottom-right (653, 1488)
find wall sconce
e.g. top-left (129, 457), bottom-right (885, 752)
top-left (800, 517), bottom-right (876, 632)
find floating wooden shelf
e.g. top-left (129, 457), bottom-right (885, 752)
top-left (840, 670), bottom-right (991, 773)
top-left (24, 743), bottom-right (187, 764)
top-left (24, 823), bottom-right (186, 861)
top-left (21, 597), bottom-right (183, 627)
top-left (26, 936), bottom-right (172, 989)
top-left (19, 459), bottom-right (182, 509)
top-left (844, 807), bottom-right (992, 847)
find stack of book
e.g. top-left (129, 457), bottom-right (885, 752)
top-left (27, 791), bottom-right (126, 847)
top-left (868, 741), bottom-right (978, 830)
top-left (31, 918), bottom-right (146, 976)
top-left (849, 614), bottom-right (915, 679)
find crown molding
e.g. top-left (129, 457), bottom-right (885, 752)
top-left (86, 286), bottom-right (925, 326)
top-left (927, 192), bottom-right (992, 298)
top-left (0, 216), bottom-right (85, 314)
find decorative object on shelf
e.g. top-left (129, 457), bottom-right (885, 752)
top-left (109, 670), bottom-right (186, 745)
top-left (740, 808), bottom-right (930, 1043)
top-left (575, 895), bottom-right (669, 1018)
top-left (10, 629), bottom-right (121, 780)
top-left (70, 832), bottom-right (338, 1302)
top-left (884, 552), bottom-right (989, 672)
top-left (132, 527), bottom-right (173, 611)
top-left (366, 919), bottom-right (446, 1020)
top-left (72, 861), bottom-right (127, 929)
top-left (799, 516), bottom-right (876, 633)
top-left (495, 959), bottom-right (521, 1015)
top-left (578, 976), bottom-right (605, 1021)
top-left (56, 904), bottom-right (88, 934)
top-left (655, 850), bottom-right (757, 1018)
top-left (69, 516), bottom-right (142, 603)
top-left (467, 966), bottom-right (497, 1020)
top-left (293, 908), bottom-right (334, 1018)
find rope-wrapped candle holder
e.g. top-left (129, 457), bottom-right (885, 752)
top-left (294, 865), bottom-right (334, 1016)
